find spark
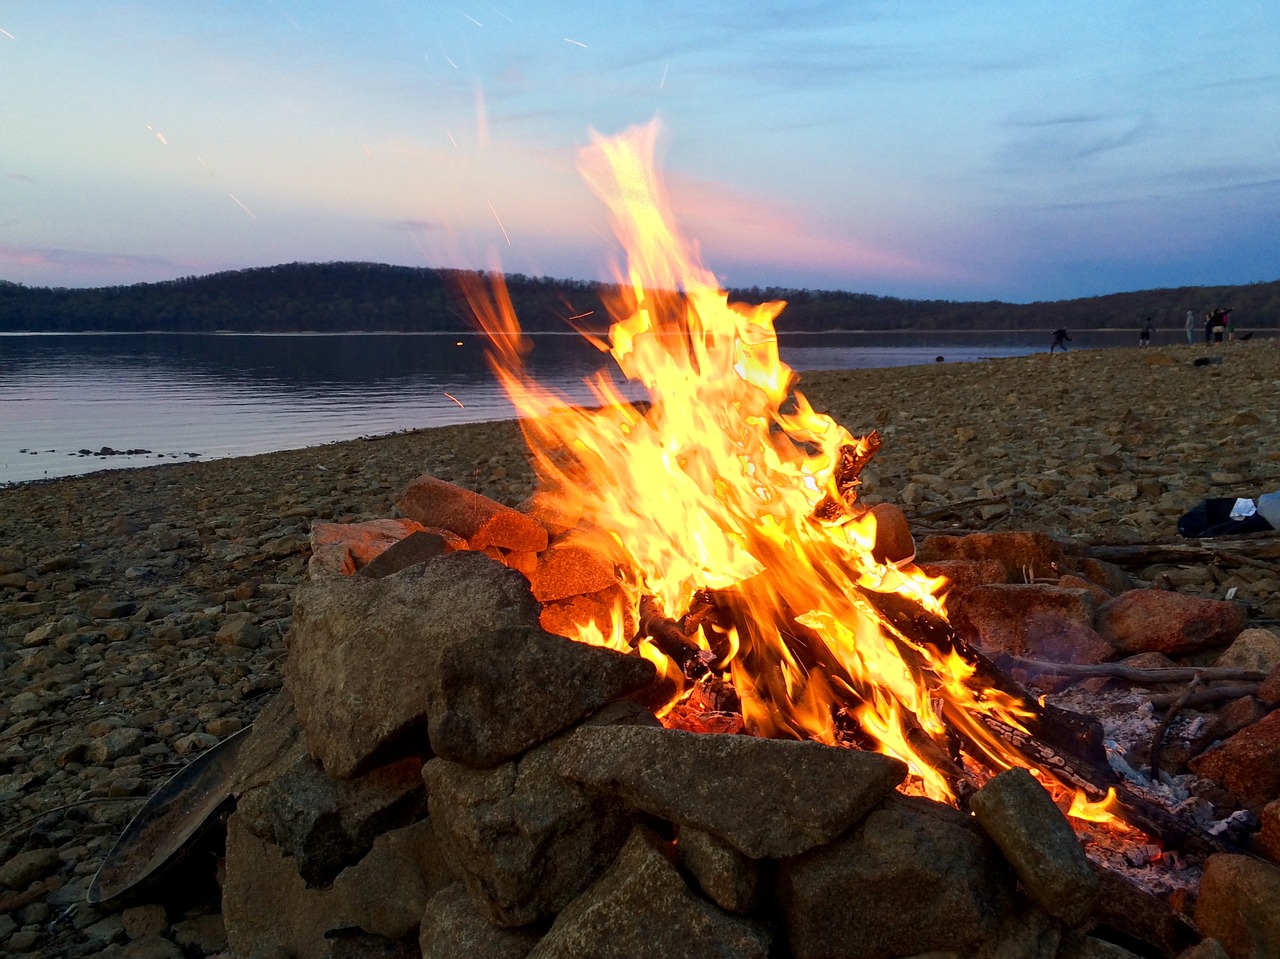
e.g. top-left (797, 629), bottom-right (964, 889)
top-left (486, 199), bottom-right (511, 246)
top-left (564, 37), bottom-right (587, 48)
top-left (363, 143), bottom-right (372, 158)
top-left (446, 130), bottom-right (459, 148)
top-left (155, 131), bottom-right (168, 146)
top-left (660, 61), bottom-right (669, 89)
top-left (444, 55), bottom-right (458, 69)
top-left (196, 155), bottom-right (207, 167)
top-left (444, 392), bottom-right (465, 408)
top-left (567, 311), bottom-right (595, 321)
top-left (228, 194), bottom-right (258, 220)
top-left (462, 13), bottom-right (483, 27)
top-left (0, 27), bottom-right (15, 40)
top-left (491, 6), bottom-right (514, 23)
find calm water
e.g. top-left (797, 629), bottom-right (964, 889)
top-left (0, 329), bottom-right (1137, 486)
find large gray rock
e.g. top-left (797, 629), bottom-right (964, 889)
top-left (526, 826), bottom-right (771, 959)
top-left (553, 724), bottom-right (906, 858)
top-left (423, 700), bottom-right (659, 927)
top-left (330, 819), bottom-right (455, 942)
top-left (284, 552), bottom-right (539, 779)
top-left (676, 826), bottom-right (768, 914)
top-left (250, 753), bottom-right (427, 887)
top-left (776, 795), bottom-right (1015, 959)
top-left (427, 625), bottom-right (655, 769)
top-left (418, 884), bottom-right (544, 959)
top-left (968, 767), bottom-right (1100, 926)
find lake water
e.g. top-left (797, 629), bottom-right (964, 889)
top-left (0, 328), bottom-right (1147, 486)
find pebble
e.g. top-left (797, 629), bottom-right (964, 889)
top-left (0, 341), bottom-right (1278, 955)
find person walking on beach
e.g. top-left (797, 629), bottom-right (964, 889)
top-left (1185, 310), bottom-right (1196, 345)
top-left (1139, 318), bottom-right (1153, 347)
top-left (1050, 328), bottom-right (1071, 352)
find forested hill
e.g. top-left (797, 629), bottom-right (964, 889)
top-left (1, 261), bottom-right (1277, 333)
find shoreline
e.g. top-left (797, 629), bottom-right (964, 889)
top-left (2, 341), bottom-right (1279, 954)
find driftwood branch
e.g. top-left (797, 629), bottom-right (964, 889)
top-left (1151, 673), bottom-right (1203, 783)
top-left (999, 655), bottom-right (1266, 685)
top-left (1083, 534), bottom-right (1280, 567)
top-left (1147, 683), bottom-right (1259, 709)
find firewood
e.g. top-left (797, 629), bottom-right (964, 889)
top-left (996, 655), bottom-right (1267, 685)
top-left (1083, 534), bottom-right (1280, 567)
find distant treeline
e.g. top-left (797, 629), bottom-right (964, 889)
top-left (1, 261), bottom-right (1277, 334)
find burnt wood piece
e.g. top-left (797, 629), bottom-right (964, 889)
top-left (997, 655), bottom-right (1267, 685)
top-left (813, 432), bottom-right (882, 521)
top-left (860, 589), bottom-right (1110, 770)
top-left (861, 591), bottom-right (1244, 855)
top-left (637, 596), bottom-right (709, 678)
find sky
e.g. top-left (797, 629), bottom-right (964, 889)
top-left (2, 1), bottom-right (1278, 303)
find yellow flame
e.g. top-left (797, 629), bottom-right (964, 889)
top-left (467, 120), bottom-right (1044, 804)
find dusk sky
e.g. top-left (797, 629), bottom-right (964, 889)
top-left (2, 1), bottom-right (1278, 302)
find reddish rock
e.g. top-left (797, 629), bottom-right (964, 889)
top-left (1058, 573), bottom-right (1115, 605)
top-left (529, 543), bottom-right (616, 603)
top-left (1095, 589), bottom-right (1248, 657)
top-left (952, 584), bottom-right (1108, 664)
top-left (539, 588), bottom-right (630, 642)
top-left (1195, 854), bottom-right (1280, 959)
top-left (1188, 709), bottom-right (1280, 805)
top-left (867, 502), bottom-right (915, 564)
top-left (1076, 558), bottom-right (1134, 596)
top-left (1253, 799), bottom-right (1280, 866)
top-left (398, 474), bottom-right (548, 552)
top-left (1258, 664), bottom-right (1280, 707)
top-left (917, 531), bottom-right (1073, 580)
top-left (309, 518), bottom-right (429, 578)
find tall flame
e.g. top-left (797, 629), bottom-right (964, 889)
top-left (468, 121), bottom-right (1050, 804)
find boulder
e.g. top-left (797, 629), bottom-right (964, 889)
top-left (1188, 710), bottom-right (1280, 805)
top-left (423, 701), bottom-right (658, 927)
top-left (968, 767), bottom-right (1100, 926)
top-left (397, 474), bottom-right (548, 552)
top-left (952, 584), bottom-right (1108, 664)
top-left (418, 883), bottom-right (544, 959)
top-left (308, 518), bottom-right (430, 578)
top-left (284, 552), bottom-right (540, 779)
top-left (1194, 854), bottom-right (1280, 959)
top-left (1095, 590), bottom-right (1248, 657)
top-left (917, 531), bottom-right (1073, 580)
top-left (676, 825), bottom-right (768, 914)
top-left (526, 827), bottom-right (771, 959)
top-left (1215, 627), bottom-right (1280, 675)
top-left (427, 625), bottom-right (655, 769)
top-left (776, 795), bottom-right (1015, 959)
top-left (553, 724), bottom-right (907, 858)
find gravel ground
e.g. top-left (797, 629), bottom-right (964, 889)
top-left (1, 339), bottom-right (1278, 956)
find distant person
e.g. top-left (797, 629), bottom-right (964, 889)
top-left (1212, 308), bottom-right (1226, 343)
top-left (1224, 307), bottom-right (1236, 342)
top-left (1139, 318), bottom-right (1153, 347)
top-left (1050, 328), bottom-right (1071, 352)
top-left (1204, 311), bottom-right (1215, 344)
top-left (1185, 310), bottom-right (1196, 345)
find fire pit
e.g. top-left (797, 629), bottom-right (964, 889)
top-left (215, 122), bottom-right (1280, 959)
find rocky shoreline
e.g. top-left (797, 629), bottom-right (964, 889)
top-left (2, 340), bottom-right (1279, 957)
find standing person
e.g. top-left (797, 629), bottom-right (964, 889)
top-left (1050, 328), bottom-right (1071, 352)
top-left (1204, 311), bottom-right (1215, 344)
top-left (1139, 317), bottom-right (1153, 347)
top-left (1185, 310), bottom-right (1197, 345)
top-left (1224, 308), bottom-right (1235, 342)
top-left (1212, 308), bottom-right (1225, 343)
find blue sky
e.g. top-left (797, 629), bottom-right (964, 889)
top-left (2, 1), bottom-right (1277, 301)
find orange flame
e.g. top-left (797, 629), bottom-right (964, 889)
top-left (467, 121), bottom-right (1047, 803)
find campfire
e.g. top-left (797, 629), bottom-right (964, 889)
top-left (461, 120), bottom-right (1125, 823)
top-left (206, 121), bottom-right (1280, 959)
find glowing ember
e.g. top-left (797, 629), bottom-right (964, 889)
top-left (465, 120), bottom-right (1122, 825)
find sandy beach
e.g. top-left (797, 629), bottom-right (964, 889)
top-left (2, 339), bottom-right (1279, 955)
